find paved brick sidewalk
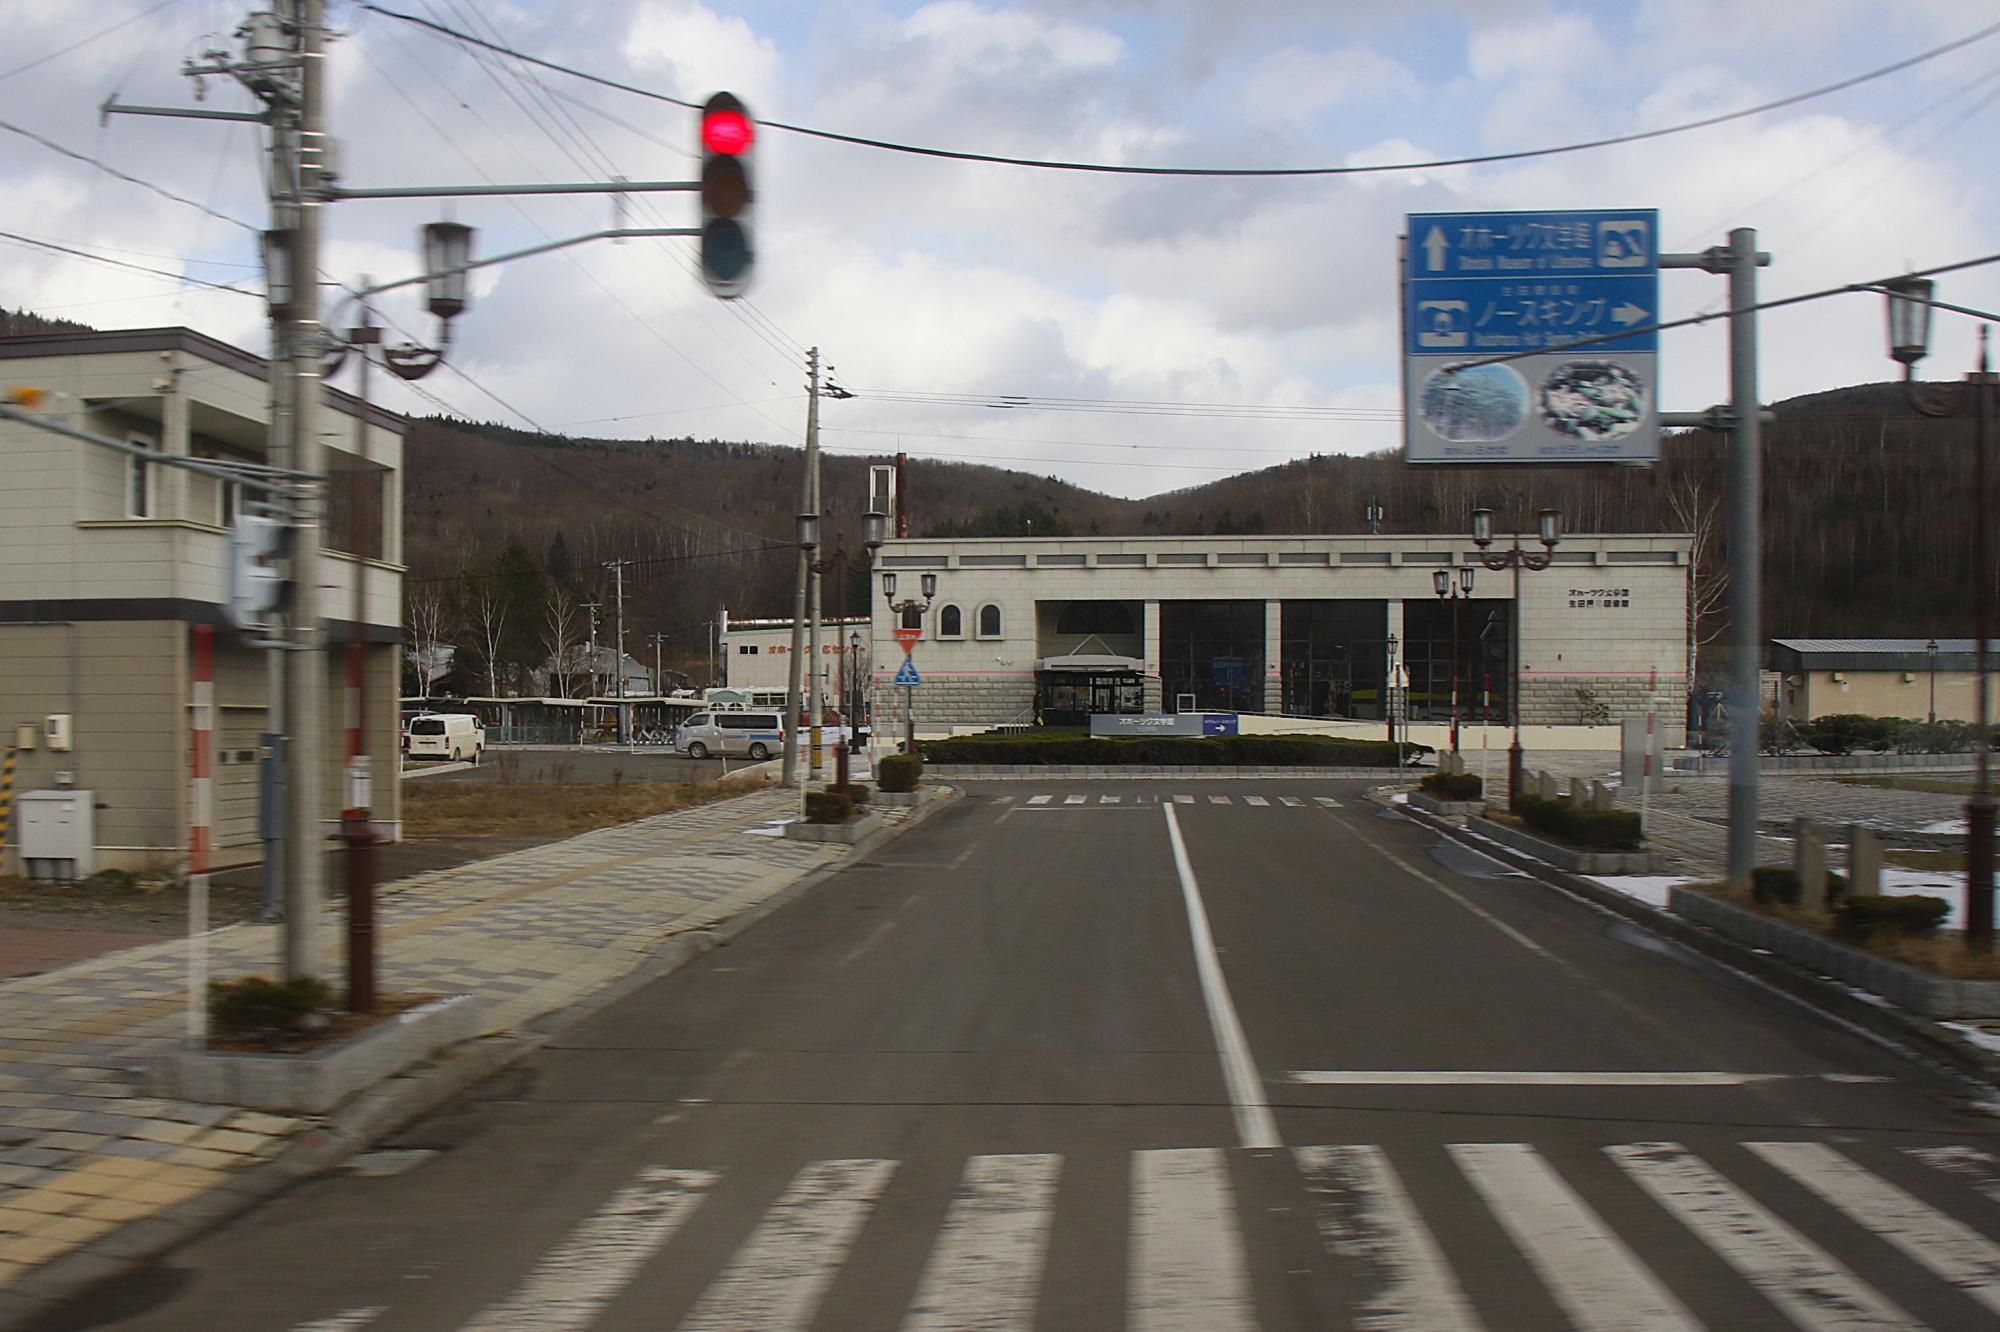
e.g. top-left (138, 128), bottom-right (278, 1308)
top-left (0, 787), bottom-right (922, 1309)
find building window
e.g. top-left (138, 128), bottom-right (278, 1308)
top-left (127, 433), bottom-right (155, 518)
top-left (737, 644), bottom-right (758, 655)
top-left (977, 603), bottom-right (1002, 638)
top-left (937, 603), bottom-right (964, 638)
top-left (219, 480), bottom-right (239, 528)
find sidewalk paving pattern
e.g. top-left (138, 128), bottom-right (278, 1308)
top-left (0, 788), bottom-right (917, 1299)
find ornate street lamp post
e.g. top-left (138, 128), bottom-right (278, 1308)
top-left (883, 570), bottom-right (938, 753)
top-left (1472, 506), bottom-right (1561, 811)
top-left (1883, 275), bottom-right (1995, 950)
top-left (1434, 565), bottom-right (1476, 753)
top-left (1386, 633), bottom-right (1400, 762)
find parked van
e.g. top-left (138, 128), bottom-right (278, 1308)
top-left (405, 712), bottom-right (485, 763)
top-left (672, 710), bottom-right (784, 760)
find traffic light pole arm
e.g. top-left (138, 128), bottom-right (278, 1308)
top-left (347, 228), bottom-right (697, 303)
top-left (0, 403), bottom-right (320, 491)
top-left (329, 181), bottom-right (699, 200)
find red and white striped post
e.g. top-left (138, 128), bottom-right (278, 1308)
top-left (188, 624), bottom-right (215, 1046)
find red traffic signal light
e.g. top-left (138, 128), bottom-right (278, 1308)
top-left (699, 92), bottom-right (754, 298)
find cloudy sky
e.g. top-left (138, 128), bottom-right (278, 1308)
top-left (4, 0), bottom-right (1998, 499)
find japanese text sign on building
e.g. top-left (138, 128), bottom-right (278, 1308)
top-left (1403, 209), bottom-right (1659, 465)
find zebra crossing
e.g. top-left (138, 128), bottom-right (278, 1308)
top-left (297, 1139), bottom-right (2000, 1330)
top-left (1011, 792), bottom-right (1342, 809)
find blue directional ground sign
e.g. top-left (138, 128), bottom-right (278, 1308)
top-left (893, 659), bottom-right (921, 688)
top-left (1403, 209), bottom-right (1660, 464)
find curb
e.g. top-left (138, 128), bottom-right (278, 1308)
top-left (1393, 800), bottom-right (2000, 1094)
top-left (0, 787), bottom-right (960, 1328)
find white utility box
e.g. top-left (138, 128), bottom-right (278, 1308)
top-left (19, 789), bottom-right (95, 881)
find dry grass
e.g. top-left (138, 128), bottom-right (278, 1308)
top-left (1691, 882), bottom-right (2000, 980)
top-left (1885, 847), bottom-right (1968, 872)
top-left (1831, 774), bottom-right (1978, 796)
top-left (401, 780), bottom-right (732, 838)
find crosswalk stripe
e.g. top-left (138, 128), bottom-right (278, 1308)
top-left (1207, 795), bottom-right (1231, 805)
top-left (1026, 795), bottom-right (1053, 805)
top-left (1294, 1145), bottom-right (1479, 1330)
top-left (1909, 1145), bottom-right (2000, 1204)
top-left (1607, 1142), bottom-right (1913, 1329)
top-left (459, 1167), bottom-right (715, 1332)
top-left (1101, 795), bottom-right (1121, 804)
top-left (902, 1154), bottom-right (1062, 1331)
top-left (679, 1159), bottom-right (897, 1331)
top-left (1279, 796), bottom-right (1303, 807)
top-left (1314, 796), bottom-right (1342, 807)
top-left (1449, 1142), bottom-right (1698, 1331)
top-left (1064, 794), bottom-right (1087, 805)
top-left (1129, 1148), bottom-right (1255, 1331)
top-left (1750, 1141), bottom-right (2000, 1316)
top-left (1244, 796), bottom-right (1270, 806)
top-left (294, 1311), bottom-right (384, 1332)
top-left (1173, 794), bottom-right (1194, 804)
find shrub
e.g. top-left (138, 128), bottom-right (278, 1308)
top-left (877, 753), bottom-right (924, 792)
top-left (208, 975), bottom-right (331, 1040)
top-left (1750, 865), bottom-right (1849, 907)
top-left (1895, 720), bottom-right (1976, 754)
top-left (1517, 797), bottom-right (1643, 850)
top-left (1418, 771), bottom-right (1484, 801)
top-left (844, 781), bottom-right (871, 805)
top-left (1832, 894), bottom-right (1950, 943)
top-left (803, 790), bottom-right (855, 824)
top-left (1802, 714), bottom-right (1904, 756)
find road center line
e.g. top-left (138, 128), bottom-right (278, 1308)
top-left (1287, 1070), bottom-right (1889, 1086)
top-left (1162, 803), bottom-right (1280, 1150)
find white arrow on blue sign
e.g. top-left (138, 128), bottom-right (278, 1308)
top-left (893, 659), bottom-right (921, 687)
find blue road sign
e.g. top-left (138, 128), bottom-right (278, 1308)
top-left (1404, 208), bottom-right (1660, 465)
top-left (893, 659), bottom-right (921, 687)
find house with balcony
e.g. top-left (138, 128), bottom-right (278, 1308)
top-left (0, 326), bottom-right (405, 876)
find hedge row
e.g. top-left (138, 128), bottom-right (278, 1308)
top-left (914, 731), bottom-right (1426, 768)
top-left (1516, 796), bottom-right (1642, 850)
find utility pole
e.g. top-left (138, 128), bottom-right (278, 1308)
top-left (605, 560), bottom-right (629, 738)
top-left (583, 601), bottom-right (600, 698)
top-left (651, 631), bottom-right (667, 694)
top-left (807, 349), bottom-right (824, 780)
top-left (782, 349), bottom-right (817, 787)
top-left (342, 283), bottom-right (381, 1013)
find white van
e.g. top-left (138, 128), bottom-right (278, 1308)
top-left (673, 710), bottom-right (785, 760)
top-left (405, 712), bottom-right (485, 763)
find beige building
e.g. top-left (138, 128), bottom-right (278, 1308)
top-left (867, 532), bottom-right (1691, 740)
top-left (1, 327), bottom-right (404, 876)
top-left (1771, 639), bottom-right (1992, 722)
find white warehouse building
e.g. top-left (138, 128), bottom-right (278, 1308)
top-left (861, 532), bottom-right (1691, 742)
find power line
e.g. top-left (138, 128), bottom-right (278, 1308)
top-left (0, 229), bottom-right (258, 296)
top-left (357, 2), bottom-right (2000, 179)
top-left (0, 0), bottom-right (183, 82)
top-left (0, 115), bottom-right (259, 232)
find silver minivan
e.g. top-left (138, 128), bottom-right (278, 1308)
top-left (673, 710), bottom-right (785, 760)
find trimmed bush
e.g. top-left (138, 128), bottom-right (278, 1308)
top-left (1832, 893), bottom-right (1950, 943)
top-left (915, 730), bottom-right (1425, 768)
top-left (1750, 865), bottom-right (1849, 907)
top-left (1802, 713), bottom-right (1905, 756)
top-left (1517, 796), bottom-right (1643, 850)
top-left (877, 753), bottom-right (924, 793)
top-left (803, 790), bottom-right (855, 824)
top-left (843, 781), bottom-right (871, 805)
top-left (1419, 771), bottom-right (1483, 801)
top-left (209, 975), bottom-right (331, 1040)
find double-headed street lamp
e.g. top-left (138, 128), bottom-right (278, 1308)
top-left (1472, 506), bottom-right (1562, 811)
top-left (883, 569), bottom-right (939, 753)
top-left (1434, 565), bottom-right (1477, 753)
top-left (1385, 632), bottom-right (1401, 756)
top-left (1883, 275), bottom-right (1995, 951)
top-left (795, 510), bottom-right (890, 784)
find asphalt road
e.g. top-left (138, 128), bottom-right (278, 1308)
top-left (51, 780), bottom-right (2000, 1331)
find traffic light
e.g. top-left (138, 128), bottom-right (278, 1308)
top-left (227, 513), bottom-right (287, 631)
top-left (699, 92), bottom-right (754, 298)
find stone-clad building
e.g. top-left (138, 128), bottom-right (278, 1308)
top-left (864, 533), bottom-right (1690, 741)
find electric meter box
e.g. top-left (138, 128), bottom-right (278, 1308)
top-left (18, 789), bottom-right (95, 881)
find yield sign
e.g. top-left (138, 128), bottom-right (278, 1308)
top-left (894, 627), bottom-right (923, 654)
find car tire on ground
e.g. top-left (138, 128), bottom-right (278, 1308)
top-left (472, 747), bottom-right (481, 765)
top-left (748, 742), bottom-right (770, 760)
top-left (687, 742), bottom-right (708, 760)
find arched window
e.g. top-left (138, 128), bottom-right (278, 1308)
top-left (937, 603), bottom-right (964, 637)
top-left (977, 603), bottom-right (1003, 638)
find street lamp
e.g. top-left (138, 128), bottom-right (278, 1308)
top-left (1434, 564), bottom-right (1477, 753)
top-left (1386, 632), bottom-right (1401, 761)
top-left (884, 570), bottom-right (939, 752)
top-left (1473, 505), bottom-right (1561, 811)
top-left (1884, 276), bottom-right (1995, 950)
top-left (1929, 637), bottom-right (1940, 726)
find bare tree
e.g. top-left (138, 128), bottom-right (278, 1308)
top-left (466, 581), bottom-right (508, 697)
top-left (1665, 473), bottom-right (1727, 696)
top-left (405, 584), bottom-right (454, 694)
top-left (542, 584), bottom-right (583, 697)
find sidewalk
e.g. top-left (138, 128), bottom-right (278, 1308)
top-left (0, 785), bottom-right (940, 1322)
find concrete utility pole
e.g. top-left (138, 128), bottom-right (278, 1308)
top-left (606, 560), bottom-right (629, 736)
top-left (282, 0), bottom-right (328, 980)
top-left (651, 631), bottom-right (667, 693)
top-left (583, 601), bottom-right (600, 697)
top-left (807, 348), bottom-right (824, 778)
top-left (782, 349), bottom-right (817, 787)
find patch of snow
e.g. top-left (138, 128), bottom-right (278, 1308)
top-left (1587, 875), bottom-right (1694, 909)
top-left (1390, 792), bottom-right (1409, 804)
top-left (1921, 818), bottom-right (1970, 836)
top-left (744, 817), bottom-right (795, 838)
top-left (1942, 1022), bottom-right (2000, 1055)
top-left (1877, 867), bottom-right (1970, 930)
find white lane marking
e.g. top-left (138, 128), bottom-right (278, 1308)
top-left (1279, 796), bottom-right (1304, 807)
top-left (1027, 795), bottom-right (1053, 805)
top-left (1064, 794), bottom-right (1088, 805)
top-left (1909, 1145), bottom-right (2000, 1203)
top-left (1129, 1147), bottom-right (1256, 1332)
top-left (1288, 1070), bottom-right (1885, 1087)
top-left (1449, 1142), bottom-right (1698, 1331)
top-left (1101, 795), bottom-right (1122, 804)
top-left (1207, 795), bottom-right (1232, 805)
top-left (1314, 796), bottom-right (1342, 807)
top-left (995, 795), bottom-right (1015, 803)
top-left (1173, 794), bottom-right (1194, 804)
top-left (1750, 1141), bottom-right (2000, 1316)
top-left (459, 1167), bottom-right (715, 1332)
top-left (1294, 1145), bottom-right (1480, 1331)
top-left (294, 1312), bottom-right (385, 1332)
top-left (902, 1154), bottom-right (1061, 1331)
top-left (1608, 1142), bottom-right (1915, 1330)
top-left (1244, 796), bottom-right (1270, 807)
top-left (680, 1159), bottom-right (897, 1331)
top-left (1356, 838), bottom-right (1559, 963)
top-left (1162, 804), bottom-right (1279, 1150)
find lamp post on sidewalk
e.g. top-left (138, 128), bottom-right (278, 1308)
top-left (1882, 276), bottom-right (1995, 951)
top-left (1472, 506), bottom-right (1561, 811)
top-left (884, 570), bottom-right (938, 753)
top-left (1434, 565), bottom-right (1476, 754)
top-left (1929, 637), bottom-right (1941, 726)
